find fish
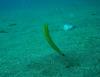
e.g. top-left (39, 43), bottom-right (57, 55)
top-left (43, 23), bottom-right (65, 56)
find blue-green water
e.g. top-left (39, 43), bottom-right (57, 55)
top-left (0, 0), bottom-right (99, 10)
top-left (0, 0), bottom-right (100, 77)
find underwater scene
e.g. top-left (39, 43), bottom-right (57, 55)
top-left (0, 0), bottom-right (100, 77)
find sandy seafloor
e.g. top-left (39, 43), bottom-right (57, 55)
top-left (0, 3), bottom-right (100, 77)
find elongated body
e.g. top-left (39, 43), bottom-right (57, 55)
top-left (43, 24), bottom-right (65, 56)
